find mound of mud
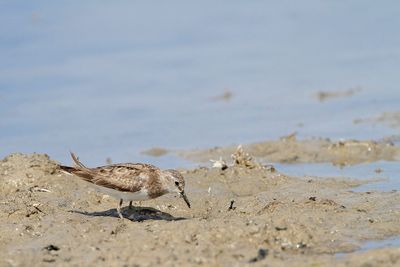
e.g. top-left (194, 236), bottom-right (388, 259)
top-left (0, 153), bottom-right (58, 191)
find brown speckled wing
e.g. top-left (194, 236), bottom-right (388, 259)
top-left (90, 163), bottom-right (160, 192)
top-left (63, 153), bottom-right (161, 192)
top-left (83, 164), bottom-right (160, 192)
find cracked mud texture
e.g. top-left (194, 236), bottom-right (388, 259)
top-left (1, 153), bottom-right (400, 266)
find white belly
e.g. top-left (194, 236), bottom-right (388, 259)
top-left (90, 183), bottom-right (150, 201)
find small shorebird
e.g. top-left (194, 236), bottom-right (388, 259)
top-left (60, 152), bottom-right (190, 219)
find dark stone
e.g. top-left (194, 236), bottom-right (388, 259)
top-left (249, 248), bottom-right (269, 263)
top-left (43, 245), bottom-right (60, 251)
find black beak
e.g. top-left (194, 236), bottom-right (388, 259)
top-left (180, 191), bottom-right (191, 208)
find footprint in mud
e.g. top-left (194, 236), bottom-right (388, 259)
top-left (69, 206), bottom-right (186, 222)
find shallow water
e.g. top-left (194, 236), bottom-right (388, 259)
top-left (360, 236), bottom-right (400, 251)
top-left (280, 160), bottom-right (400, 253)
top-left (1, 1), bottom-right (400, 168)
top-left (275, 161), bottom-right (400, 192)
top-left (336, 236), bottom-right (400, 258)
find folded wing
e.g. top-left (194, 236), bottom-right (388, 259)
top-left (60, 152), bottom-right (159, 192)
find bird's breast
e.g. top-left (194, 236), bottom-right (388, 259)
top-left (90, 183), bottom-right (151, 201)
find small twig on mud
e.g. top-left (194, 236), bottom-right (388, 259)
top-left (32, 203), bottom-right (47, 215)
top-left (29, 186), bottom-right (51, 193)
top-left (36, 188), bottom-right (51, 193)
top-left (228, 200), bottom-right (236, 210)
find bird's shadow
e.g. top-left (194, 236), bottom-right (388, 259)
top-left (69, 206), bottom-right (186, 222)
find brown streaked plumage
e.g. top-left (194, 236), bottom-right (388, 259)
top-left (60, 152), bottom-right (190, 219)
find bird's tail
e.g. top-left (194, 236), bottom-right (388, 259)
top-left (59, 152), bottom-right (93, 180)
top-left (59, 165), bottom-right (77, 173)
top-left (70, 152), bottom-right (87, 169)
top-left (58, 152), bottom-right (87, 173)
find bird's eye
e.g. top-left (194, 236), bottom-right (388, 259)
top-left (175, 181), bottom-right (180, 186)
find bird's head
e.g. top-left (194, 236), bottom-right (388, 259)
top-left (163, 169), bottom-right (191, 208)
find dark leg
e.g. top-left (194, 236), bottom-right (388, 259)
top-left (117, 199), bottom-right (124, 219)
top-left (129, 201), bottom-right (133, 209)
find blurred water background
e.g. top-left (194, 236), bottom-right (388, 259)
top-left (1, 1), bottom-right (399, 172)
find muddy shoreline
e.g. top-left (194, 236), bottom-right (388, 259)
top-left (177, 135), bottom-right (400, 166)
top-left (1, 150), bottom-right (399, 266)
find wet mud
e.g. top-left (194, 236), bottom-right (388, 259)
top-left (354, 111), bottom-right (400, 129)
top-left (179, 135), bottom-right (400, 166)
top-left (314, 87), bottom-right (362, 102)
top-left (1, 152), bottom-right (400, 266)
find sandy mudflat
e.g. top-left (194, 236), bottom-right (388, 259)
top-left (1, 148), bottom-right (400, 266)
top-left (354, 111), bottom-right (400, 129)
top-left (178, 135), bottom-right (400, 166)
